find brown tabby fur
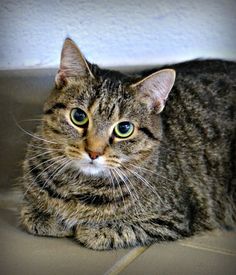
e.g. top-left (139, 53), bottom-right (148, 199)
top-left (19, 38), bottom-right (236, 250)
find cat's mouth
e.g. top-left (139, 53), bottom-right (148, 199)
top-left (71, 154), bottom-right (109, 176)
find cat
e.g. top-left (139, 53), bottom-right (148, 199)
top-left (19, 38), bottom-right (236, 250)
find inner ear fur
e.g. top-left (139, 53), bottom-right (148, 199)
top-left (55, 38), bottom-right (94, 88)
top-left (131, 69), bottom-right (176, 113)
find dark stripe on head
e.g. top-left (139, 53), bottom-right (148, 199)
top-left (139, 127), bottom-right (159, 141)
top-left (107, 103), bottom-right (116, 119)
top-left (44, 103), bottom-right (67, 114)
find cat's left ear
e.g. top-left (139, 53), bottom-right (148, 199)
top-left (55, 38), bottom-right (94, 88)
top-left (131, 69), bottom-right (176, 113)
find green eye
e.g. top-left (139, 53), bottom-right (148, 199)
top-left (70, 108), bottom-right (89, 127)
top-left (114, 121), bottom-right (134, 138)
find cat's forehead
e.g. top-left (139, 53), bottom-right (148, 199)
top-left (64, 78), bottom-right (140, 120)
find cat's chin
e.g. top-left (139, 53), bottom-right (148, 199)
top-left (79, 165), bottom-right (108, 177)
top-left (70, 159), bottom-right (109, 177)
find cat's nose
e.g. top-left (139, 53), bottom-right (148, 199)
top-left (87, 150), bottom-right (101, 160)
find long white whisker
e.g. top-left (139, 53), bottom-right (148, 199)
top-left (123, 165), bottom-right (164, 204)
top-left (25, 155), bottom-right (63, 177)
top-left (23, 156), bottom-right (66, 197)
top-left (42, 158), bottom-right (71, 192)
top-left (27, 144), bottom-right (64, 152)
top-left (117, 167), bottom-right (146, 215)
top-left (116, 168), bottom-right (139, 201)
top-left (13, 116), bottom-right (57, 144)
top-left (129, 163), bottom-right (177, 185)
top-left (107, 170), bottom-right (116, 208)
top-left (27, 151), bottom-right (61, 161)
top-left (113, 167), bottom-right (139, 216)
top-left (19, 118), bottom-right (44, 122)
top-left (110, 169), bottom-right (127, 214)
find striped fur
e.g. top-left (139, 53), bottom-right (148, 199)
top-left (20, 48), bottom-right (236, 249)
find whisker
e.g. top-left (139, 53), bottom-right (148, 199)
top-left (18, 118), bottom-right (44, 122)
top-left (116, 167), bottom-right (146, 215)
top-left (27, 144), bottom-right (63, 151)
top-left (27, 151), bottom-right (62, 161)
top-left (107, 170), bottom-right (117, 209)
top-left (122, 164), bottom-right (164, 204)
top-left (13, 116), bottom-right (57, 144)
top-left (113, 167), bottom-right (140, 216)
top-left (42, 158), bottom-right (71, 192)
top-left (23, 156), bottom-right (66, 197)
top-left (116, 168), bottom-right (139, 201)
top-left (25, 155), bottom-right (64, 177)
top-left (129, 163), bottom-right (177, 185)
top-left (110, 169), bottom-right (127, 214)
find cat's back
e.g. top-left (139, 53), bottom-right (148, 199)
top-left (164, 59), bottom-right (236, 137)
top-left (169, 59), bottom-right (236, 106)
top-left (160, 60), bottom-right (236, 207)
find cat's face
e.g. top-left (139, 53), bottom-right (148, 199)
top-left (43, 78), bottom-right (161, 176)
top-left (41, 38), bottom-right (175, 177)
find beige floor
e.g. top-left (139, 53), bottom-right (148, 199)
top-left (0, 69), bottom-right (236, 275)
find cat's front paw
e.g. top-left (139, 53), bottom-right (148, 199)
top-left (20, 205), bottom-right (73, 237)
top-left (75, 224), bottom-right (139, 250)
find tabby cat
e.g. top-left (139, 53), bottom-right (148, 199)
top-left (19, 38), bottom-right (236, 250)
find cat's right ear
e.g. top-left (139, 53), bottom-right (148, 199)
top-left (55, 38), bottom-right (94, 88)
top-left (130, 69), bottom-right (176, 113)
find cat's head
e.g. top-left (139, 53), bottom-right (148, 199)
top-left (42, 38), bottom-right (175, 177)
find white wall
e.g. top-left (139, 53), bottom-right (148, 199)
top-left (0, 0), bottom-right (235, 70)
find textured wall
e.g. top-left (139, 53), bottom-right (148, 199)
top-left (0, 0), bottom-right (235, 69)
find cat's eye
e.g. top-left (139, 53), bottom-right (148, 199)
top-left (114, 121), bottom-right (134, 138)
top-left (70, 108), bottom-right (89, 127)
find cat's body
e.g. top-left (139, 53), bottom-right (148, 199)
top-left (20, 39), bottom-right (236, 250)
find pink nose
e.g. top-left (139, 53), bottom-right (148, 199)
top-left (87, 150), bottom-right (101, 160)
